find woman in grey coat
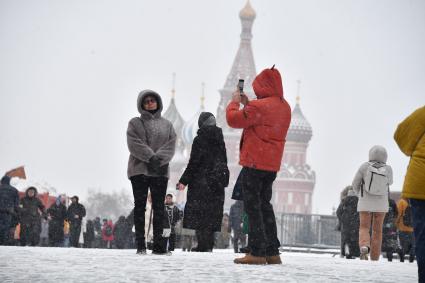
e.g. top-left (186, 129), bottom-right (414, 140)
top-left (127, 90), bottom-right (176, 255)
top-left (352, 145), bottom-right (393, 261)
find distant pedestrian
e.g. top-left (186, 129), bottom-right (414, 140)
top-left (215, 213), bottom-right (231, 249)
top-left (336, 187), bottom-right (360, 259)
top-left (164, 194), bottom-right (182, 251)
top-left (19, 187), bottom-right (45, 246)
top-left (84, 220), bottom-right (95, 248)
top-left (229, 200), bottom-right (246, 253)
top-left (113, 216), bottom-right (132, 249)
top-left (67, 196), bottom-right (86, 248)
top-left (352, 145), bottom-right (393, 261)
top-left (381, 198), bottom-right (398, 261)
top-left (396, 198), bottom-right (415, 263)
top-left (394, 106), bottom-right (425, 282)
top-left (0, 175), bottom-right (19, 246)
top-left (47, 195), bottom-right (67, 247)
top-left (102, 219), bottom-right (114, 249)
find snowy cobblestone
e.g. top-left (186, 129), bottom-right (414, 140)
top-left (0, 247), bottom-right (417, 282)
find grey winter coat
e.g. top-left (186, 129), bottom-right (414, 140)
top-left (127, 90), bottom-right (177, 179)
top-left (352, 145), bottom-right (393, 212)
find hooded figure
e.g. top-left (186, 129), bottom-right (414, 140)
top-left (226, 66), bottom-right (291, 265)
top-left (179, 112), bottom-right (228, 252)
top-left (352, 145), bottom-right (393, 212)
top-left (336, 188), bottom-right (360, 259)
top-left (67, 196), bottom-right (86, 248)
top-left (19, 187), bottom-right (45, 246)
top-left (126, 90), bottom-right (177, 255)
top-left (352, 145), bottom-right (393, 261)
top-left (0, 175), bottom-right (19, 245)
top-left (226, 66), bottom-right (291, 172)
top-left (47, 195), bottom-right (67, 246)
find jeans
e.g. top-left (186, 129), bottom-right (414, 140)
top-left (241, 167), bottom-right (280, 257)
top-left (410, 199), bottom-right (425, 283)
top-left (130, 174), bottom-right (168, 252)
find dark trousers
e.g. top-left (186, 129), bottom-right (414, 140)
top-left (410, 199), bottom-right (425, 283)
top-left (0, 213), bottom-right (12, 245)
top-left (130, 174), bottom-right (168, 252)
top-left (166, 233), bottom-right (176, 251)
top-left (20, 221), bottom-right (41, 246)
top-left (232, 227), bottom-right (246, 253)
top-left (241, 167), bottom-right (280, 257)
top-left (70, 223), bottom-right (81, 247)
top-left (196, 229), bottom-right (215, 251)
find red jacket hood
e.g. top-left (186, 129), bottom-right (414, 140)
top-left (252, 66), bottom-right (284, 99)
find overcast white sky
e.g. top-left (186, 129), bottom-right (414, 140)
top-left (1, 0), bottom-right (424, 214)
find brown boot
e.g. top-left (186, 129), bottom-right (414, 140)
top-left (266, 255), bottom-right (282, 264)
top-left (234, 254), bottom-right (267, 265)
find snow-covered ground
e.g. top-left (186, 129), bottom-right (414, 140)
top-left (0, 246), bottom-right (417, 282)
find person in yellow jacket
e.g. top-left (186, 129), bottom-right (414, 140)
top-left (394, 106), bottom-right (425, 282)
top-left (396, 198), bottom-right (415, 263)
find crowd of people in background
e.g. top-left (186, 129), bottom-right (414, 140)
top-left (337, 186), bottom-right (415, 262)
top-left (0, 180), bottom-right (236, 251)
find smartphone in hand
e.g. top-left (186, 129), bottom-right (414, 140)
top-left (238, 79), bottom-right (244, 94)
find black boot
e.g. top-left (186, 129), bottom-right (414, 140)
top-left (136, 240), bottom-right (146, 255)
top-left (399, 252), bottom-right (405, 262)
top-left (386, 251), bottom-right (393, 262)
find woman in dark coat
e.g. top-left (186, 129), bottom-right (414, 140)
top-left (336, 187), bottom-right (360, 259)
top-left (177, 112), bottom-right (228, 252)
top-left (47, 196), bottom-right (67, 247)
top-left (19, 187), bottom-right (45, 246)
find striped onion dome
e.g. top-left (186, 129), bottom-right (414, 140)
top-left (163, 97), bottom-right (185, 136)
top-left (181, 105), bottom-right (205, 145)
top-left (286, 102), bottom-right (313, 143)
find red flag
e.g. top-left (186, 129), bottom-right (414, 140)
top-left (6, 166), bottom-right (26, 179)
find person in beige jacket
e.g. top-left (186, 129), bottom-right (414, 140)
top-left (352, 145), bottom-right (393, 260)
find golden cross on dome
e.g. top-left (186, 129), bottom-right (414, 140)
top-left (171, 72), bottom-right (176, 99)
top-left (201, 82), bottom-right (205, 108)
top-left (296, 80), bottom-right (301, 104)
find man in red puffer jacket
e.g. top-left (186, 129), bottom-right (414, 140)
top-left (227, 65), bottom-right (291, 265)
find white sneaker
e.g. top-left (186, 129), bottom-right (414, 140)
top-left (360, 246), bottom-right (369, 260)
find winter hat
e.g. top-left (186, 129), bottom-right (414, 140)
top-left (198, 112), bottom-right (216, 128)
top-left (1, 175), bottom-right (11, 185)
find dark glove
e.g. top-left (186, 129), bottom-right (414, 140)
top-left (148, 155), bottom-right (161, 171)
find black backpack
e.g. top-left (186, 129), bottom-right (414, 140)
top-left (403, 205), bottom-right (413, 227)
